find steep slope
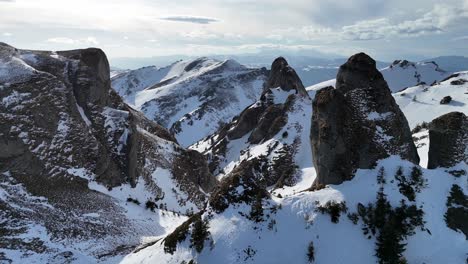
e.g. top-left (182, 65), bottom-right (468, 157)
top-left (124, 55), bottom-right (467, 264)
top-left (189, 56), bottom-right (313, 192)
top-left (380, 60), bottom-right (449, 92)
top-left (0, 43), bottom-right (216, 263)
top-left (111, 58), bottom-right (268, 147)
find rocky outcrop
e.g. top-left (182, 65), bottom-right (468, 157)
top-left (311, 53), bottom-right (419, 187)
top-left (225, 57), bottom-right (305, 143)
top-left (263, 57), bottom-right (308, 97)
top-left (0, 43), bottom-right (216, 260)
top-left (428, 112), bottom-right (467, 169)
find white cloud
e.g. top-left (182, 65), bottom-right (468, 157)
top-left (340, 2), bottom-right (468, 41)
top-left (452, 35), bottom-right (468, 41)
top-left (46, 36), bottom-right (99, 46)
top-left (2, 32), bottom-right (12, 37)
top-left (160, 15), bottom-right (220, 24)
top-left (0, 0), bottom-right (467, 58)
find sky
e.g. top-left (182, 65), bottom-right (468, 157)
top-left (1, 0), bottom-right (468, 63)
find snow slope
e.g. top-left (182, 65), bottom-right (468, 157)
top-left (124, 158), bottom-right (467, 264)
top-left (122, 58), bottom-right (467, 264)
top-left (306, 59), bottom-right (451, 94)
top-left (111, 58), bottom-right (268, 147)
top-left (380, 60), bottom-right (449, 92)
top-left (393, 71), bottom-right (468, 128)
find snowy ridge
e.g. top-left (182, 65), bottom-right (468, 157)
top-left (123, 56), bottom-right (467, 264)
top-left (2, 43), bottom-right (467, 264)
top-left (112, 57), bottom-right (268, 146)
top-left (380, 60), bottom-right (449, 92)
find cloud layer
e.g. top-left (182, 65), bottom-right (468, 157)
top-left (0, 0), bottom-right (467, 60)
top-left (160, 16), bottom-right (220, 24)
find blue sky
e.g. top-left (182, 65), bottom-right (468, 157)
top-left (1, 0), bottom-right (467, 61)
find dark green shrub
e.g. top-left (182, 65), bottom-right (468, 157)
top-left (127, 197), bottom-right (140, 205)
top-left (164, 214), bottom-right (201, 254)
top-left (355, 190), bottom-right (424, 264)
top-left (444, 184), bottom-right (468, 239)
top-left (145, 200), bottom-right (156, 211)
top-left (316, 201), bottom-right (348, 223)
top-left (395, 166), bottom-right (426, 202)
top-left (190, 217), bottom-right (210, 253)
top-left (249, 193), bottom-right (264, 222)
top-left (307, 241), bottom-right (315, 263)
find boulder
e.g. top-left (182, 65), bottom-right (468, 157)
top-left (311, 53), bottom-right (419, 187)
top-left (440, 96), bottom-right (452, 104)
top-left (428, 112), bottom-right (467, 169)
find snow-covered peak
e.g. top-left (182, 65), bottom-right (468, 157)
top-left (112, 57), bottom-right (268, 147)
top-left (380, 60), bottom-right (449, 92)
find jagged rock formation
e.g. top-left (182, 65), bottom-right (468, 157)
top-left (311, 53), bottom-right (419, 187)
top-left (263, 57), bottom-right (308, 96)
top-left (0, 43), bottom-right (215, 261)
top-left (192, 58), bottom-right (311, 194)
top-left (427, 112), bottom-right (468, 169)
top-left (224, 57), bottom-right (307, 142)
top-left (197, 57), bottom-right (308, 185)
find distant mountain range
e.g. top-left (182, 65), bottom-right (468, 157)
top-left (110, 54), bottom-right (468, 87)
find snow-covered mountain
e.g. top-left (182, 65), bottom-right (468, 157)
top-left (380, 60), bottom-right (449, 92)
top-left (307, 59), bottom-right (451, 93)
top-left (111, 58), bottom-right (268, 147)
top-left (1, 42), bottom-right (467, 264)
top-left (123, 54), bottom-right (467, 264)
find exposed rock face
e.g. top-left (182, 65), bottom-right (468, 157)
top-left (225, 57), bottom-right (306, 143)
top-left (264, 57), bottom-right (308, 96)
top-left (427, 112), bottom-right (468, 169)
top-left (0, 43), bottom-right (216, 260)
top-left (440, 96), bottom-right (452, 104)
top-left (311, 53), bottom-right (419, 187)
top-left (191, 57), bottom-right (308, 194)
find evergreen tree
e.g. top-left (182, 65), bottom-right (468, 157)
top-left (249, 193), bottom-right (264, 222)
top-left (307, 241), bottom-right (315, 263)
top-left (191, 218), bottom-right (210, 253)
top-left (375, 216), bottom-right (406, 264)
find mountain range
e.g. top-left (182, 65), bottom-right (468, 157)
top-left (0, 42), bottom-right (467, 264)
